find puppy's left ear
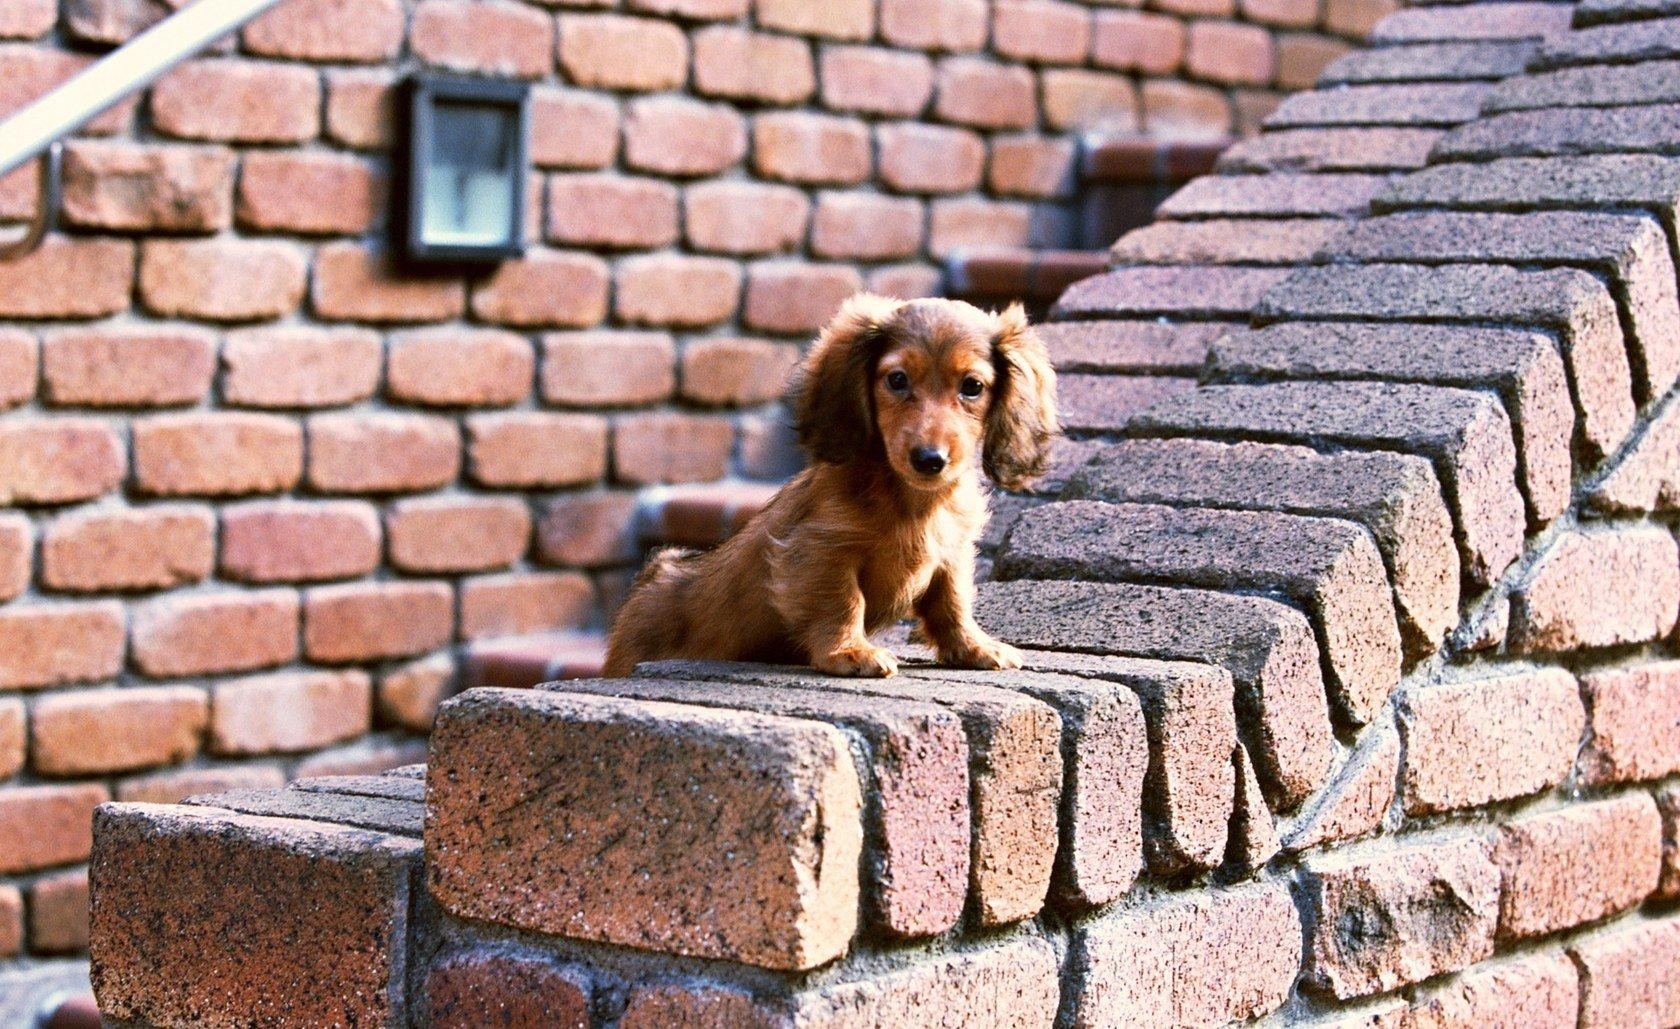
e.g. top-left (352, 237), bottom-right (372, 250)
top-left (983, 303), bottom-right (1059, 492)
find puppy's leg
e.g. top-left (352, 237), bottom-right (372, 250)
top-left (917, 563), bottom-right (1023, 670)
top-left (797, 577), bottom-right (898, 677)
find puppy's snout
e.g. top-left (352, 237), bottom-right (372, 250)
top-left (909, 445), bottom-right (947, 476)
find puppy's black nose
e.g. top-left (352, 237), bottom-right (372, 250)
top-left (910, 446), bottom-right (947, 475)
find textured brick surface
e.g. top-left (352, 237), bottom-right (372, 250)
top-left (1510, 526), bottom-right (1680, 653)
top-left (1321, 39), bottom-right (1538, 83)
top-left (1370, 2), bottom-right (1572, 43)
top-left (1037, 321), bottom-right (1222, 374)
top-left (466, 412), bottom-right (608, 488)
top-left (1590, 399), bottom-right (1680, 513)
top-left (131, 590), bottom-right (299, 677)
top-left (1495, 794), bottom-right (1663, 939)
top-left (61, 140), bottom-right (233, 233)
top-left (1054, 265), bottom-right (1292, 319)
top-left (1111, 218), bottom-right (1341, 265)
top-left (220, 500), bottom-right (381, 584)
top-left (1571, 916), bottom-right (1680, 1029)
top-left (386, 496), bottom-right (530, 574)
top-left (0, 784), bottom-right (106, 873)
top-left (1285, 717), bottom-right (1399, 852)
top-left (1536, 14), bottom-right (1680, 68)
top-left (426, 952), bottom-right (591, 1029)
top-left (1157, 173), bottom-right (1387, 218)
top-left (1408, 950), bottom-right (1579, 1029)
top-left (211, 670), bottom-right (372, 756)
top-left (307, 413), bottom-right (459, 494)
top-left (0, 602), bottom-right (124, 690)
top-left (460, 571), bottom-right (593, 639)
top-left (42, 505), bottom-right (213, 592)
top-left (303, 581), bottom-right (453, 663)
top-left (1580, 662), bottom-right (1680, 785)
top-left (32, 686), bottom-right (206, 777)
top-left (1488, 61), bottom-right (1680, 112)
top-left (1265, 83), bottom-right (1489, 128)
top-left (222, 327), bottom-right (381, 409)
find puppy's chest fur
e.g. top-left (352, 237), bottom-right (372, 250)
top-left (856, 500), bottom-right (977, 620)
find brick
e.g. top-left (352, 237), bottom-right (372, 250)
top-left (133, 413), bottom-right (302, 497)
top-left (1285, 717), bottom-right (1399, 853)
top-left (1042, 69), bottom-right (1139, 131)
top-left (1093, 11), bottom-right (1185, 73)
top-left (220, 500), bottom-right (380, 585)
top-left (1571, 916), bottom-right (1680, 1028)
top-left (305, 581), bottom-right (453, 663)
top-left (1038, 321), bottom-right (1221, 374)
top-left (427, 952), bottom-right (590, 1029)
top-left (754, 112), bottom-right (872, 185)
top-left (756, 0), bottom-right (872, 37)
top-left (1141, 79), bottom-right (1232, 136)
top-left (0, 329), bottom-right (32, 409)
top-left (680, 338), bottom-right (798, 407)
top-left (1186, 20), bottom-right (1274, 86)
top-left (1157, 173), bottom-right (1385, 219)
top-left (1324, 0), bottom-right (1397, 36)
top-left (28, 868), bottom-right (88, 953)
top-left (236, 150), bottom-right (379, 235)
top-left (0, 602), bottom-right (124, 690)
top-left (1275, 34), bottom-right (1351, 91)
top-left (1511, 527), bottom-right (1680, 652)
top-left (1662, 783), bottom-right (1680, 898)
top-left (1436, 103), bottom-right (1680, 167)
top-left (0, 886), bottom-right (16, 955)
top-left (790, 939), bottom-right (1059, 1024)
top-left (1112, 217), bottom-right (1342, 264)
top-left (211, 670), bottom-right (373, 754)
top-left (307, 412), bottom-right (460, 493)
top-left (536, 491), bottom-right (639, 567)
top-left (0, 514), bottom-right (22, 602)
top-left (1321, 39), bottom-right (1531, 86)
top-left (878, 121), bottom-right (984, 194)
top-left (530, 86), bottom-right (618, 169)
top-left (685, 181), bottom-right (810, 256)
top-left (1233, 89), bottom-right (1285, 135)
top-left (429, 688), bottom-right (862, 968)
top-left (242, 0), bottom-right (403, 61)
top-left (0, 698), bottom-right (21, 778)
top-left (140, 238), bottom-right (307, 322)
top-left (0, 784), bottom-right (106, 872)
top-left (1379, 154), bottom-right (1680, 222)
top-left (629, 0), bottom-right (747, 15)
top-left (222, 327), bottom-right (381, 409)
top-left (460, 572), bottom-right (593, 640)
top-left (819, 46), bottom-right (932, 116)
top-left (1401, 667), bottom-right (1583, 814)
top-left (1055, 264), bottom-right (1291, 319)
top-left (616, 255), bottom-right (742, 328)
top-left (613, 412), bottom-right (734, 485)
top-left (1227, 743), bottom-right (1280, 871)
top-left (387, 328), bottom-right (533, 407)
top-left (1372, 2), bottom-right (1573, 44)
top-left (312, 243), bottom-right (465, 323)
top-left (1579, 662), bottom-right (1680, 785)
top-left (90, 803), bottom-right (418, 1025)
top-left (867, 263), bottom-right (944, 301)
top-left (387, 496), bottom-right (530, 574)
top-left (809, 192), bottom-right (922, 261)
top-left (42, 504), bottom-right (212, 592)
top-left (293, 738), bottom-right (427, 779)
top-left (1071, 882), bottom-right (1300, 1026)
top-left (928, 198), bottom-right (1032, 258)
top-left (0, 418), bottom-right (123, 505)
top-left (466, 411), bottom-right (608, 488)
top-left (32, 686), bottom-right (207, 777)
top-left (1488, 61), bottom-right (1680, 112)
top-left (558, 13), bottom-right (686, 90)
top-left (60, 140), bottom-right (232, 232)
top-left (1591, 400), bottom-right (1680, 513)
top-left (1496, 794), bottom-right (1663, 939)
top-left (0, 0), bottom-right (50, 38)
top-left (1579, 0), bottom-right (1680, 24)
top-left (880, 0), bottom-right (987, 51)
top-left (118, 767), bottom-right (287, 805)
top-left (324, 67), bottom-right (396, 149)
top-left (132, 589), bottom-right (298, 677)
top-left (0, 45), bottom-right (134, 132)
top-left (546, 174), bottom-right (678, 250)
top-left (935, 58), bottom-right (1036, 131)
top-left (412, 0), bottom-right (552, 78)
top-left (1243, 0), bottom-right (1317, 28)
top-left (189, 785), bottom-right (421, 836)
top-left (0, 236), bottom-right (132, 319)
top-left (377, 654), bottom-right (455, 733)
top-left (994, 0), bottom-right (1091, 63)
top-left (744, 262), bottom-right (864, 335)
top-left (41, 325), bottom-right (212, 410)
top-left (1219, 127), bottom-right (1441, 173)
top-left (989, 136), bottom-right (1076, 199)
top-left (542, 330), bottom-right (675, 406)
top-left (151, 58), bottom-right (320, 143)
top-left (1266, 83), bottom-right (1489, 129)
top-left (1536, 14), bottom-right (1680, 68)
top-left (693, 27), bottom-right (813, 105)
top-left (1409, 951), bottom-right (1579, 1029)
top-left (623, 97), bottom-right (745, 177)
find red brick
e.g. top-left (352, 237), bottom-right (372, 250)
top-left (693, 27), bottom-right (813, 105)
top-left (754, 112), bottom-right (873, 185)
top-left (133, 413), bottom-right (303, 497)
top-left (1571, 915), bottom-right (1680, 1029)
top-left (616, 255), bottom-right (741, 327)
top-left (41, 325), bottom-right (214, 408)
top-left (1660, 782), bottom-right (1680, 899)
top-left (0, 885), bottom-right (16, 955)
top-left (880, 0), bottom-right (987, 51)
top-left (1511, 526), bottom-right (1680, 652)
top-left (546, 174), bottom-right (678, 250)
top-left (60, 140), bottom-right (233, 232)
top-left (210, 670), bottom-right (372, 754)
top-left (0, 0), bottom-right (51, 39)
top-left (614, 412), bottom-right (735, 484)
top-left (0, 329), bottom-right (33, 409)
top-left (879, 121), bottom-right (984, 193)
top-left (756, 0), bottom-right (872, 38)
top-left (139, 238), bottom-right (307, 321)
top-left (466, 412), bottom-right (608, 488)
top-left (151, 58), bottom-right (320, 143)
top-left (236, 150), bottom-right (379, 235)
top-left (0, 784), bottom-right (106, 873)
top-left (685, 181), bottom-right (809, 256)
top-left (0, 418), bottom-right (123, 507)
top-left (989, 136), bottom-right (1076, 198)
top-left (1094, 11), bottom-right (1186, 74)
top-left (537, 491), bottom-right (639, 567)
top-left (312, 243), bottom-right (466, 323)
top-left (1141, 78), bottom-right (1232, 135)
top-left (0, 514), bottom-right (22, 602)
top-left (0, 602), bottom-right (123, 690)
top-left (220, 500), bottom-right (381, 584)
top-left (242, 0), bottom-right (403, 62)
top-left (427, 952), bottom-right (591, 1029)
top-left (542, 330), bottom-right (675, 406)
top-left (32, 686), bottom-right (207, 777)
top-left (995, 0), bottom-right (1092, 63)
top-left (42, 504), bottom-right (213, 593)
top-left (623, 96), bottom-right (746, 177)
top-left (0, 236), bottom-right (133, 319)
top-left (387, 496), bottom-right (531, 574)
top-left (935, 58), bottom-right (1037, 130)
top-left (1277, 34), bottom-right (1353, 90)
top-left (629, 0), bottom-right (747, 17)
top-left (1580, 663), bottom-right (1680, 785)
top-left (132, 589), bottom-right (299, 677)
top-left (0, 45), bottom-right (135, 133)
top-left (808, 192), bottom-right (923, 260)
top-left (460, 571), bottom-right (594, 639)
top-left (385, 328), bottom-right (532, 408)
top-left (530, 86), bottom-right (619, 170)
top-left (1590, 399), bottom-right (1680, 513)
top-left (1325, 0), bottom-right (1399, 36)
top-left (558, 14), bottom-right (687, 91)
top-left (1242, 0), bottom-right (1317, 27)
top-left (681, 338), bottom-right (799, 406)
top-left (1044, 69), bottom-right (1140, 130)
top-left (819, 46), bottom-right (932, 116)
top-left (744, 262), bottom-right (864, 335)
top-left (1495, 794), bottom-right (1664, 939)
top-left (1401, 667), bottom-right (1584, 814)
top-left (222, 327), bottom-right (382, 409)
top-left (475, 250), bottom-right (612, 330)
top-left (1284, 719), bottom-right (1399, 853)
top-left (377, 653), bottom-right (454, 733)
top-left (116, 765), bottom-right (286, 805)
top-left (929, 198), bottom-right (1032, 257)
top-left (325, 68), bottom-right (396, 149)
top-left (1409, 951), bottom-right (1579, 1029)
top-left (0, 698), bottom-right (22, 778)
top-left (1187, 20), bottom-right (1275, 86)
top-left (868, 262), bottom-right (943, 300)
top-left (29, 867), bottom-right (89, 953)
top-left (412, 0), bottom-right (552, 78)
top-left (307, 412), bottom-right (460, 494)
top-left (305, 581), bottom-right (455, 662)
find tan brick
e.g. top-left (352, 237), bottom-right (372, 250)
top-left (541, 330), bottom-right (675, 407)
top-left (0, 784), bottom-right (106, 872)
top-left (1511, 526), bottom-right (1680, 652)
top-left (378, 653), bottom-right (455, 733)
top-left (546, 174), bottom-right (678, 249)
top-left (879, 122), bottom-right (985, 194)
top-left (60, 140), bottom-right (234, 232)
top-left (1571, 915), bottom-right (1680, 1029)
top-left (307, 412), bottom-right (460, 493)
top-left (1142, 78), bottom-right (1232, 135)
top-left (1580, 662), bottom-right (1680, 785)
top-left (929, 198), bottom-right (1032, 258)
top-left (1496, 794), bottom-right (1663, 939)
top-left (220, 500), bottom-right (381, 584)
top-left (0, 602), bottom-right (124, 690)
top-left (558, 13), bottom-right (688, 91)
top-left (116, 765), bottom-right (286, 805)
top-left (42, 504), bottom-right (213, 593)
top-left (744, 262), bottom-right (864, 335)
top-left (989, 136), bottom-right (1077, 198)
top-left (139, 238), bottom-right (307, 321)
top-left (133, 412), bottom-right (303, 497)
top-left (243, 0), bottom-right (403, 61)
top-left (427, 952), bottom-right (592, 1029)
top-left (386, 328), bottom-right (532, 408)
top-left (809, 192), bottom-right (923, 260)
top-left (312, 243), bottom-right (465, 323)
top-left (324, 68), bottom-right (396, 149)
top-left (880, 0), bottom-right (987, 51)
top-left (0, 0), bottom-right (51, 39)
top-left (819, 46), bottom-right (932, 117)
top-left (236, 150), bottom-right (380, 235)
top-left (1590, 398), bottom-right (1680, 513)
top-left (0, 236), bottom-right (133, 319)
top-left (868, 262), bottom-right (943, 300)
top-left (211, 670), bottom-right (372, 755)
top-left (681, 338), bottom-right (799, 406)
top-left (461, 571), bottom-right (594, 639)
top-left (629, 0), bottom-right (747, 18)
top-left (0, 418), bottom-right (124, 504)
top-left (33, 686), bottom-right (207, 777)
top-left (222, 327), bottom-right (382, 409)
top-left (466, 411), bottom-right (608, 489)
top-left (753, 112), bottom-right (872, 185)
top-left (0, 46), bottom-right (134, 132)
top-left (614, 412), bottom-right (735, 484)
top-left (1409, 951), bottom-right (1579, 1029)
top-left (0, 513), bottom-right (22, 602)
top-left (616, 254), bottom-right (741, 328)
top-left (1094, 11), bottom-right (1186, 73)
top-left (0, 329), bottom-right (33, 409)
top-left (536, 491), bottom-right (639, 567)
top-left (1242, 0), bottom-right (1318, 27)
top-left (305, 581), bottom-right (455, 662)
top-left (132, 589), bottom-right (299, 677)
top-left (1044, 68), bottom-right (1140, 130)
top-left (412, 0), bottom-right (553, 78)
top-left (1277, 33), bottom-right (1354, 90)
top-left (624, 96), bottom-right (746, 177)
top-left (685, 181), bottom-right (810, 256)
top-left (530, 86), bottom-right (619, 170)
top-left (387, 496), bottom-right (530, 574)
top-left (756, 0), bottom-right (872, 38)
top-left (0, 886), bottom-right (18, 956)
top-left (0, 698), bottom-right (23, 779)
top-left (1284, 718), bottom-right (1399, 853)
top-left (935, 58), bottom-right (1037, 130)
top-left (1187, 20), bottom-right (1275, 85)
top-left (693, 27), bottom-right (814, 105)
top-left (29, 867), bottom-right (89, 954)
top-left (41, 324), bottom-right (215, 408)
top-left (995, 0), bottom-right (1092, 63)
top-left (151, 58), bottom-right (320, 143)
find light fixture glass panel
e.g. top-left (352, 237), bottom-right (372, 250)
top-left (422, 100), bottom-right (517, 248)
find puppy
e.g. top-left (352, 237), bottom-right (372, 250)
top-left (603, 294), bottom-right (1058, 678)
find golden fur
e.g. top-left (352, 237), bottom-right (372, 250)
top-left (603, 294), bottom-right (1058, 678)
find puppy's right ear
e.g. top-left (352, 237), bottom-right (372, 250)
top-left (790, 293), bottom-right (900, 465)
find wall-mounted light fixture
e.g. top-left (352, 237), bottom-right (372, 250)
top-left (397, 74), bottom-right (530, 267)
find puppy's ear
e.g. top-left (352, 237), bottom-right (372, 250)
top-left (983, 303), bottom-right (1059, 491)
top-left (790, 293), bottom-right (901, 465)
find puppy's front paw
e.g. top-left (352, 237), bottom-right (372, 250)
top-left (941, 635), bottom-right (1023, 671)
top-left (815, 644), bottom-right (899, 678)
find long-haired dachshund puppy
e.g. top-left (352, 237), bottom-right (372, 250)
top-left (603, 294), bottom-right (1058, 678)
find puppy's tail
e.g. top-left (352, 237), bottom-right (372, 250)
top-left (602, 548), bottom-right (697, 677)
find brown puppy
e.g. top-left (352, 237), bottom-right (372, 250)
top-left (603, 294), bottom-right (1058, 678)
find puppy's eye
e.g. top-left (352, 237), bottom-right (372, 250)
top-left (885, 370), bottom-right (910, 393)
top-left (959, 377), bottom-right (985, 399)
